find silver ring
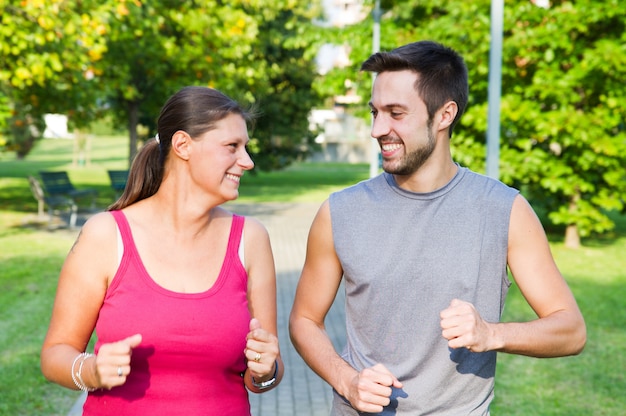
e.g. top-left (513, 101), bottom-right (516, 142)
top-left (254, 352), bottom-right (261, 362)
top-left (117, 366), bottom-right (123, 377)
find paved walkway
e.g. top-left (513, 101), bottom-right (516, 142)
top-left (67, 202), bottom-right (346, 416)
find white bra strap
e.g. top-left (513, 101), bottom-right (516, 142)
top-left (239, 228), bottom-right (245, 266)
top-left (116, 224), bottom-right (124, 267)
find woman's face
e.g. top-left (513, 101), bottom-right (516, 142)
top-left (189, 113), bottom-right (254, 201)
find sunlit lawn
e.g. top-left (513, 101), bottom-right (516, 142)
top-left (493, 232), bottom-right (626, 415)
top-left (1, 137), bottom-right (624, 415)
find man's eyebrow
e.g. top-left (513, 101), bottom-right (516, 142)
top-left (368, 101), bottom-right (409, 110)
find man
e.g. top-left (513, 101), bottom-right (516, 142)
top-left (289, 40), bottom-right (586, 415)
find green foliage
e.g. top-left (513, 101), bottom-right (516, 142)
top-left (0, 0), bottom-right (107, 90)
top-left (498, 0), bottom-right (626, 238)
top-left (0, 92), bottom-right (11, 148)
top-left (244, 6), bottom-right (324, 170)
top-left (1, 0), bottom-right (112, 160)
top-left (316, 0), bottom-right (626, 242)
top-left (1, 0), bottom-right (324, 170)
top-left (3, 0), bottom-right (625, 239)
top-left (4, 102), bottom-right (46, 159)
top-left (89, 0), bottom-right (325, 168)
top-left (0, 0), bottom-right (110, 148)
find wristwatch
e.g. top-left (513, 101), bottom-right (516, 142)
top-left (251, 360), bottom-right (278, 390)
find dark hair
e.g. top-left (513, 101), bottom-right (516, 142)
top-left (108, 86), bottom-right (254, 211)
top-left (361, 40), bottom-right (468, 137)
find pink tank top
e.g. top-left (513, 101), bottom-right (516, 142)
top-left (83, 211), bottom-right (251, 416)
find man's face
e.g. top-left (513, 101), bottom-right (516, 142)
top-left (369, 70), bottom-right (435, 176)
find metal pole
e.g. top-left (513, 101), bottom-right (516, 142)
top-left (486, 0), bottom-right (503, 179)
top-left (369, 0), bottom-right (381, 178)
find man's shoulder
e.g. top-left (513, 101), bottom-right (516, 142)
top-left (328, 176), bottom-right (385, 220)
top-left (459, 167), bottom-right (519, 196)
top-left (331, 175), bottom-right (382, 197)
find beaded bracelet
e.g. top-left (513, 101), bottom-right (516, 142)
top-left (71, 352), bottom-right (97, 392)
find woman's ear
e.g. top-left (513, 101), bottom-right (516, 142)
top-left (171, 130), bottom-right (191, 161)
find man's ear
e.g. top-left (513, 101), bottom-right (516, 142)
top-left (437, 101), bottom-right (458, 133)
top-left (171, 130), bottom-right (190, 161)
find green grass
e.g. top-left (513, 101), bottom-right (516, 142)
top-left (1, 137), bottom-right (625, 415)
top-left (492, 240), bottom-right (626, 415)
top-left (0, 230), bottom-right (81, 415)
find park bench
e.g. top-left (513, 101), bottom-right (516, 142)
top-left (28, 176), bottom-right (78, 228)
top-left (107, 169), bottom-right (129, 198)
top-left (38, 170), bottom-right (97, 212)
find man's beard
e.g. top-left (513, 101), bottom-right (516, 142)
top-left (381, 128), bottom-right (436, 176)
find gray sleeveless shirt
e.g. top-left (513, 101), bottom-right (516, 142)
top-left (328, 166), bottom-right (519, 415)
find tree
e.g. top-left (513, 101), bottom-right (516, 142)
top-left (315, 0), bottom-right (626, 247)
top-left (92, 0), bottom-right (324, 168)
top-left (2, 0), bottom-right (324, 170)
top-left (0, 0), bottom-right (109, 158)
top-left (499, 0), bottom-right (626, 248)
top-left (242, 4), bottom-right (324, 170)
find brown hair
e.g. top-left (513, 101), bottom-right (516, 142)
top-left (361, 40), bottom-right (468, 137)
top-left (108, 86), bottom-right (254, 211)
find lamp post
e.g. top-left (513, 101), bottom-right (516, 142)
top-left (486, 0), bottom-right (504, 179)
top-left (369, 0), bottom-right (382, 178)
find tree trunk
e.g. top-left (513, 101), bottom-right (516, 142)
top-left (72, 129), bottom-right (91, 167)
top-left (127, 101), bottom-right (139, 166)
top-left (564, 190), bottom-right (581, 249)
top-left (564, 224), bottom-right (580, 249)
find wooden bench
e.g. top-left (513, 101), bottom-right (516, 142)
top-left (107, 170), bottom-right (129, 198)
top-left (38, 171), bottom-right (97, 211)
top-left (28, 176), bottom-right (78, 228)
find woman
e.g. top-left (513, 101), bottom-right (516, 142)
top-left (41, 86), bottom-right (283, 415)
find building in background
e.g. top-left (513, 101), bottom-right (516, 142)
top-left (310, 0), bottom-right (370, 163)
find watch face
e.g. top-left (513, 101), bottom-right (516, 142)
top-left (257, 377), bottom-right (276, 388)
